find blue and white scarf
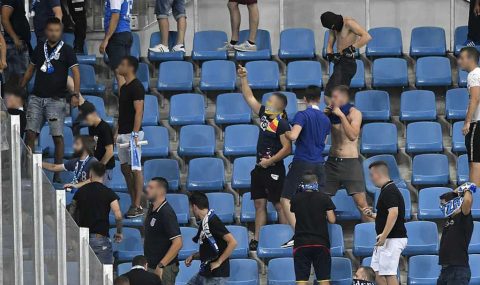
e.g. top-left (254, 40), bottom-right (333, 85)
top-left (41, 41), bottom-right (64, 74)
top-left (129, 134), bottom-right (142, 171)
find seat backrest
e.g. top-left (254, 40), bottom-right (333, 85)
top-left (143, 159), bottom-right (180, 191)
top-left (109, 227), bottom-right (142, 251)
top-left (245, 60), bottom-right (280, 87)
top-left (159, 61), bottom-right (193, 84)
top-left (279, 28), bottom-right (315, 56)
top-left (131, 32), bottom-right (140, 59)
top-left (408, 255), bottom-right (441, 278)
top-left (177, 260), bottom-right (201, 284)
top-left (187, 158), bottom-right (225, 190)
top-left (216, 93), bottom-right (251, 122)
top-left (419, 187), bottom-right (451, 208)
top-left (268, 258), bottom-right (295, 282)
top-left (226, 226), bottom-right (249, 258)
top-left (363, 154), bottom-right (402, 181)
top-left (229, 259), bottom-right (258, 282)
top-left (179, 125), bottom-right (215, 148)
top-left (259, 224), bottom-right (294, 248)
top-left (117, 263), bottom-right (132, 275)
top-left (331, 257), bottom-right (353, 281)
top-left (354, 222), bottom-right (376, 247)
top-left (142, 95), bottom-right (159, 125)
top-left (150, 31), bottom-right (179, 50)
top-left (355, 90), bottom-right (390, 113)
top-left (367, 27), bottom-right (403, 51)
top-left (170, 94), bottom-right (206, 125)
top-left (238, 29), bottom-right (271, 51)
top-left (142, 126), bottom-right (169, 148)
top-left (206, 192), bottom-right (234, 217)
top-left (410, 26), bottom-right (446, 50)
top-left (224, 124), bottom-right (259, 154)
top-left (362, 123), bottom-right (397, 143)
top-left (193, 30), bottom-right (228, 51)
top-left (454, 26), bottom-right (468, 45)
top-left (407, 122), bottom-right (442, 144)
top-left (79, 64), bottom-right (96, 83)
top-left (405, 221), bottom-right (439, 245)
top-left (231, 156), bottom-right (256, 188)
top-left (446, 88), bottom-right (469, 112)
top-left (179, 227), bottom-right (199, 252)
top-left (401, 90), bottom-right (436, 111)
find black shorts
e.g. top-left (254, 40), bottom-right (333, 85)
top-left (325, 157), bottom-right (366, 196)
top-left (324, 57), bottom-right (357, 97)
top-left (106, 31), bottom-right (133, 70)
top-left (251, 164), bottom-right (285, 203)
top-left (293, 245), bottom-right (331, 282)
top-left (465, 121), bottom-right (480, 163)
top-left (281, 160), bottom-right (325, 200)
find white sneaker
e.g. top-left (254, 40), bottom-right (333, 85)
top-left (234, 41), bottom-right (257, 52)
top-left (172, 44), bottom-right (186, 52)
top-left (149, 44), bottom-right (169, 53)
top-left (218, 42), bottom-right (235, 52)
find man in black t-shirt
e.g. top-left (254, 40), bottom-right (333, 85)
top-left (144, 177), bottom-right (182, 285)
top-left (122, 255), bottom-right (162, 285)
top-left (238, 65), bottom-right (292, 251)
top-left (291, 172), bottom-right (336, 284)
top-left (68, 162), bottom-right (123, 264)
top-left (115, 56), bottom-right (145, 219)
top-left (185, 192), bottom-right (237, 285)
top-left (437, 183), bottom-right (475, 285)
top-left (368, 161), bottom-right (407, 285)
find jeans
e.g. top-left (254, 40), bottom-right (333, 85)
top-left (186, 273), bottom-right (227, 285)
top-left (26, 95), bottom-right (66, 136)
top-left (437, 266), bottom-right (471, 285)
top-left (155, 0), bottom-right (186, 19)
top-left (4, 41), bottom-right (30, 82)
top-left (89, 235), bottom-right (114, 264)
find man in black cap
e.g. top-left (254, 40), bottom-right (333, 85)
top-left (321, 11), bottom-right (371, 98)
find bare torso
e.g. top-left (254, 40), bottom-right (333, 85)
top-left (335, 17), bottom-right (358, 52)
top-left (329, 112), bottom-right (359, 158)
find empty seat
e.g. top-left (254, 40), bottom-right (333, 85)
top-left (331, 257), bottom-right (353, 285)
top-left (262, 92), bottom-right (298, 123)
top-left (408, 255), bottom-right (441, 285)
top-left (400, 90), bottom-right (437, 121)
top-left (470, 222), bottom-right (480, 254)
top-left (110, 193), bottom-right (143, 227)
top-left (186, 158), bottom-right (225, 191)
top-left (454, 26), bottom-right (480, 55)
top-left (117, 262), bottom-right (132, 275)
top-left (157, 61), bottom-right (194, 92)
top-left (470, 254), bottom-right (480, 285)
top-left (166, 193), bottom-right (190, 224)
top-left (404, 221), bottom-right (439, 255)
top-left (143, 159), bottom-right (180, 191)
top-left (78, 64), bottom-right (105, 95)
top-left (286, 61), bottom-right (322, 89)
top-left (406, 122), bottom-right (443, 154)
top-left (240, 192), bottom-right (278, 223)
top-left (410, 27), bottom-right (447, 57)
top-left (329, 59), bottom-right (366, 88)
top-left (224, 125), bottom-right (259, 156)
top-left (206, 193), bottom-right (235, 223)
top-left (458, 68), bottom-right (468, 88)
top-left (192, 31), bottom-right (228, 61)
top-left (278, 28), bottom-right (315, 60)
top-left (418, 187), bottom-right (452, 220)
top-left (332, 189), bottom-right (361, 220)
top-left (355, 90), bottom-right (390, 121)
top-left (457, 154), bottom-right (469, 185)
top-left (374, 188), bottom-right (412, 220)
top-left (353, 222), bottom-right (376, 257)
top-left (412, 154), bottom-right (449, 186)
top-left (178, 125), bottom-right (215, 157)
top-left (113, 62), bottom-right (150, 93)
top-left (142, 126), bottom-right (169, 158)
top-left (63, 33), bottom-right (96, 65)
top-left (176, 260), bottom-right (200, 285)
top-left (179, 227), bottom-right (199, 260)
top-left (366, 27), bottom-right (403, 57)
top-left (109, 227), bottom-right (142, 262)
top-left (39, 126), bottom-right (74, 157)
top-left (361, 123), bottom-right (398, 154)
top-left (226, 226), bottom-right (249, 259)
top-left (235, 29), bottom-right (272, 61)
top-left (170, 93), bottom-right (206, 126)
top-left (372, 58), bottom-right (408, 87)
top-left (257, 224), bottom-right (293, 258)
top-left (231, 156), bottom-right (256, 189)
top-left (245, 61), bottom-right (280, 90)
top-left (142, 95), bottom-right (159, 126)
top-left (452, 121), bottom-right (467, 153)
top-left (267, 258), bottom-right (295, 285)
top-left (130, 33), bottom-right (141, 59)
top-left (105, 161), bottom-right (126, 192)
top-left (329, 223), bottom-right (345, 257)
top-left (228, 259), bottom-right (259, 285)
top-left (363, 155), bottom-right (408, 194)
top-left (215, 93), bottom-right (252, 125)
top-left (445, 88), bottom-right (469, 120)
top-left (148, 31), bottom-right (184, 62)
top-left (200, 60), bottom-right (236, 91)
top-left (415, 56), bottom-right (452, 87)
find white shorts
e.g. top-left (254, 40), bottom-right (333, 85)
top-left (370, 238), bottom-right (407, 276)
top-left (116, 132), bottom-right (144, 167)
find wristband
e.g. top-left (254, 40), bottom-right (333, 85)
top-left (132, 131), bottom-right (139, 138)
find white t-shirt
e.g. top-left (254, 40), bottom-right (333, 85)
top-left (468, 67), bottom-right (480, 122)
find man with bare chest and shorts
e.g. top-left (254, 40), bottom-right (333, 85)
top-left (325, 85), bottom-right (374, 222)
top-left (321, 11), bottom-right (371, 97)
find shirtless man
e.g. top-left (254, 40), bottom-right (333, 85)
top-left (324, 85), bottom-right (373, 222)
top-left (321, 11), bottom-right (371, 97)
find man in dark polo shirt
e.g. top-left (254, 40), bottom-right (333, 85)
top-left (144, 177), bottom-right (182, 285)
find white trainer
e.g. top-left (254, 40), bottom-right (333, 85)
top-left (218, 42), bottom-right (235, 52)
top-left (172, 44), bottom-right (186, 52)
top-left (234, 41), bottom-right (257, 52)
top-left (149, 44), bottom-right (170, 53)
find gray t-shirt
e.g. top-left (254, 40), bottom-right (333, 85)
top-left (63, 156), bottom-right (98, 182)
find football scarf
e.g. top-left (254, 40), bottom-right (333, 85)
top-left (328, 103), bottom-right (354, 124)
top-left (130, 134), bottom-right (142, 171)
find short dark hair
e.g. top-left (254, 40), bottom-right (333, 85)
top-left (89, 161), bottom-right (106, 177)
top-left (114, 276), bottom-right (130, 285)
top-left (122, 56), bottom-right (139, 72)
top-left (305, 85), bottom-right (322, 102)
top-left (46, 17), bottom-right (62, 27)
top-left (368, 160), bottom-right (388, 170)
top-left (301, 171), bottom-right (318, 184)
top-left (271, 92), bottom-right (288, 108)
top-left (440, 191), bottom-right (458, 203)
top-left (331, 85), bottom-right (350, 96)
top-left (132, 255), bottom-right (148, 267)
top-left (75, 135), bottom-right (96, 156)
top-left (358, 266), bottom-right (376, 282)
top-left (151, 177), bottom-right (169, 191)
top-left (3, 82), bottom-right (26, 102)
top-left (189, 192), bottom-right (209, 210)
top-left (460, 46), bottom-right (480, 63)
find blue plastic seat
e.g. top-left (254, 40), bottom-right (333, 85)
top-left (366, 27), bottom-right (403, 57)
top-left (166, 193), bottom-right (190, 224)
top-left (286, 61), bottom-right (322, 89)
top-left (130, 33), bottom-right (141, 59)
top-left (179, 227), bottom-right (199, 260)
top-left (458, 68), bottom-right (468, 87)
top-left (109, 227), bottom-right (143, 262)
top-left (245, 61), bottom-right (280, 90)
top-left (473, 192), bottom-right (480, 219)
top-left (445, 88), bottom-right (468, 120)
top-left (200, 60), bottom-right (236, 91)
top-left (113, 62), bottom-right (150, 93)
top-left (176, 261), bottom-right (200, 285)
top-left (404, 221), bottom-right (439, 256)
top-left (117, 262), bottom-right (132, 275)
top-left (400, 90), bottom-right (437, 121)
top-left (192, 31), bottom-right (228, 61)
top-left (267, 258), bottom-right (295, 285)
top-left (353, 222), bottom-right (376, 257)
top-left (262, 92), bottom-right (298, 123)
top-left (329, 224), bottom-right (345, 257)
top-left (452, 121), bottom-right (467, 153)
top-left (374, 188), bottom-right (412, 220)
top-left (361, 123), bottom-right (398, 154)
top-left (215, 93), bottom-right (251, 125)
top-left (331, 189), bottom-right (361, 220)
top-left (157, 61), bottom-right (194, 92)
top-left (109, 192), bottom-right (143, 227)
top-left (418, 187), bottom-right (451, 220)
top-left (170, 93), bottom-right (206, 126)
top-left (206, 193), bottom-right (235, 224)
top-left (257, 224), bottom-right (294, 258)
top-left (470, 222), bottom-right (480, 254)
top-left (231, 156), bottom-right (256, 189)
top-left (142, 95), bottom-right (159, 126)
top-left (143, 159), bottom-right (180, 191)
top-left (408, 255), bottom-right (441, 285)
top-left (235, 29), bottom-right (272, 61)
top-left (178, 125), bottom-right (215, 157)
top-left (226, 226), bottom-right (249, 259)
top-left (412, 154), bottom-right (449, 186)
top-left (415, 56), bottom-right (452, 87)
top-left (372, 58), bottom-right (408, 87)
top-left (105, 161), bottom-right (126, 192)
top-left (186, 158), bottom-right (225, 192)
top-left (470, 254), bottom-right (480, 285)
top-left (240, 192), bottom-right (278, 223)
top-left (363, 155), bottom-right (407, 194)
top-left (62, 33), bottom-right (96, 65)
top-left (141, 126), bottom-right (169, 158)
top-left (224, 125), bottom-right (259, 156)
top-left (148, 31), bottom-right (185, 62)
top-left (78, 64), bottom-right (105, 95)
top-left (410, 27), bottom-right (447, 57)
top-left (406, 122), bottom-right (443, 154)
top-left (329, 59), bottom-right (366, 88)
top-left (322, 30), bottom-right (360, 58)
top-left (457, 154), bottom-right (469, 185)
top-left (228, 259), bottom-right (258, 285)
top-left (278, 28), bottom-right (315, 60)
top-left (454, 26), bottom-right (480, 55)
top-left (31, 31), bottom-right (37, 49)
top-left (355, 90), bottom-right (390, 121)
top-left (330, 257), bottom-right (353, 285)
top-left (39, 126), bottom-right (74, 157)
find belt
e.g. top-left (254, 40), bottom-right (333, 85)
top-left (328, 157), bottom-right (357, 162)
top-left (89, 233), bottom-right (106, 238)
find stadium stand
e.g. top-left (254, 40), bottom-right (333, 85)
top-left (409, 26), bottom-right (447, 57)
top-left (278, 28), bottom-right (316, 60)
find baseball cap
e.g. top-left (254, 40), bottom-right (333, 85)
top-left (77, 101), bottom-right (96, 121)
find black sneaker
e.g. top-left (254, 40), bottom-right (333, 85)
top-left (249, 239), bottom-right (258, 251)
top-left (126, 206), bottom-right (144, 218)
top-left (281, 237), bottom-right (294, 248)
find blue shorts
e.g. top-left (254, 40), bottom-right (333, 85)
top-left (155, 0), bottom-right (186, 20)
top-left (106, 32), bottom-right (132, 70)
top-left (89, 235), bottom-right (113, 264)
top-left (26, 95), bottom-right (66, 136)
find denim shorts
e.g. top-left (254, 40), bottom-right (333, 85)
top-left (26, 95), bottom-right (66, 136)
top-left (89, 235), bottom-right (113, 264)
top-left (186, 273), bottom-right (227, 285)
top-left (106, 32), bottom-right (132, 70)
top-left (4, 42), bottom-right (30, 82)
top-left (155, 0), bottom-right (186, 20)
top-left (116, 131), bottom-right (144, 166)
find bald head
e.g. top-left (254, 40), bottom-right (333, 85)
top-left (114, 276), bottom-right (130, 285)
top-left (354, 266), bottom-right (376, 282)
top-left (368, 161), bottom-right (391, 188)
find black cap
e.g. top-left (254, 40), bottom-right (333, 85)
top-left (77, 101), bottom-right (96, 121)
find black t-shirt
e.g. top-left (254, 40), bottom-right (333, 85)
top-left (194, 215), bottom-right (230, 278)
top-left (290, 191), bottom-right (336, 247)
top-left (257, 106), bottom-right (290, 163)
top-left (1, 0), bottom-right (31, 43)
top-left (375, 181), bottom-right (407, 238)
top-left (118, 79), bottom-right (145, 134)
top-left (89, 120), bottom-right (115, 170)
top-left (144, 201), bottom-right (181, 269)
top-left (31, 41), bottom-right (78, 98)
top-left (7, 108), bottom-right (26, 137)
top-left (72, 182), bottom-right (119, 237)
top-left (122, 269), bottom-right (162, 285)
top-left (439, 211), bottom-right (474, 266)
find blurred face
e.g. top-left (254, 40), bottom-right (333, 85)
top-left (331, 90), bottom-right (349, 107)
top-left (354, 268), bottom-right (368, 281)
top-left (72, 138), bottom-right (85, 157)
top-left (5, 93), bottom-right (23, 109)
top-left (191, 204), bottom-right (201, 220)
top-left (369, 167), bottom-right (382, 188)
top-left (145, 180), bottom-right (165, 202)
top-left (116, 59), bottom-right (132, 76)
top-left (84, 113), bottom-right (97, 126)
top-left (45, 23), bottom-right (62, 43)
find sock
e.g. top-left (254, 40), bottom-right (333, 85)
top-left (230, 40), bottom-right (238, 45)
top-left (248, 40), bottom-right (255, 45)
